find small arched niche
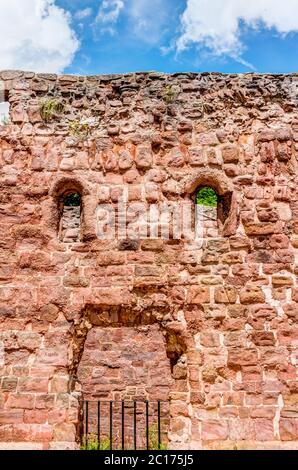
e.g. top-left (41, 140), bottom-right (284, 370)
top-left (195, 186), bottom-right (219, 238)
top-left (0, 89), bottom-right (10, 126)
top-left (59, 190), bottom-right (82, 243)
top-left (186, 169), bottom-right (237, 238)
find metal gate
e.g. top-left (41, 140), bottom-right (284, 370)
top-left (82, 400), bottom-right (168, 450)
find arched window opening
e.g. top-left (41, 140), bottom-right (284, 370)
top-left (59, 191), bottom-right (82, 243)
top-left (195, 186), bottom-right (219, 238)
top-left (0, 89), bottom-right (10, 126)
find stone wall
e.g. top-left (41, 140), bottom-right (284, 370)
top-left (0, 70), bottom-right (298, 449)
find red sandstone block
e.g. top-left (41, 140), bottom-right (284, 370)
top-left (24, 410), bottom-right (48, 424)
top-left (187, 286), bottom-right (210, 304)
top-left (279, 418), bottom-right (298, 441)
top-left (251, 331), bottom-right (275, 346)
top-left (221, 252), bottom-right (243, 264)
top-left (7, 393), bottom-right (35, 409)
top-left (228, 305), bottom-right (247, 318)
top-left (32, 424), bottom-right (53, 442)
top-left (35, 394), bottom-right (55, 410)
top-left (53, 423), bottom-right (76, 442)
top-left (50, 376), bottom-right (69, 393)
top-left (170, 287), bottom-right (186, 304)
top-left (39, 304), bottom-right (59, 322)
top-left (248, 304), bottom-right (277, 320)
top-left (9, 424), bottom-right (33, 442)
top-left (190, 392), bottom-right (205, 404)
top-left (219, 406), bottom-right (239, 418)
top-left (223, 392), bottom-right (244, 406)
top-left (97, 252), bottom-right (126, 266)
top-left (222, 318), bottom-right (245, 331)
top-left (169, 402), bottom-right (189, 418)
top-left (135, 145), bottom-right (153, 169)
top-left (187, 350), bottom-right (203, 366)
top-left (171, 380), bottom-right (189, 393)
top-left (243, 222), bottom-right (278, 236)
top-left (228, 348), bottom-right (258, 368)
top-left (261, 381), bottom-right (285, 393)
top-left (214, 286), bottom-right (237, 304)
top-left (106, 265), bottom-right (134, 277)
top-left (291, 288), bottom-right (298, 302)
top-left (283, 302), bottom-right (298, 321)
top-left (63, 275), bottom-right (89, 288)
top-left (0, 425), bottom-right (14, 442)
top-left (201, 420), bottom-right (229, 441)
top-left (269, 234), bottom-right (289, 249)
top-left (239, 286), bottom-right (265, 304)
top-left (273, 249), bottom-right (294, 264)
top-left (1, 377), bottom-right (18, 392)
top-left (224, 331), bottom-right (246, 347)
top-left (242, 366), bottom-right (263, 382)
top-left (18, 378), bottom-right (49, 393)
top-left (0, 410), bottom-right (24, 424)
top-left (263, 393), bottom-right (279, 405)
top-left (135, 265), bottom-right (163, 277)
top-left (17, 332), bottom-right (42, 350)
top-left (254, 418), bottom-right (275, 441)
top-left (67, 408), bottom-right (78, 424)
top-left (282, 393), bottom-right (298, 407)
top-left (89, 288), bottom-right (132, 305)
top-left (228, 418), bottom-right (255, 441)
top-left (250, 407), bottom-right (276, 419)
top-left (200, 331), bottom-right (220, 348)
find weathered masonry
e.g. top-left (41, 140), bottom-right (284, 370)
top-left (0, 70), bottom-right (298, 450)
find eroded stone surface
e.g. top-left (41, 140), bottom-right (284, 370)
top-left (0, 71), bottom-right (298, 450)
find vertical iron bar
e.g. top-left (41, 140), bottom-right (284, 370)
top-left (122, 401), bottom-right (125, 450)
top-left (110, 401), bottom-right (113, 450)
top-left (134, 401), bottom-right (137, 450)
top-left (146, 401), bottom-right (149, 450)
top-left (85, 401), bottom-right (89, 448)
top-left (158, 401), bottom-right (161, 450)
top-left (97, 401), bottom-right (101, 451)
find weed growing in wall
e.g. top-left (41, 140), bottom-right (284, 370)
top-left (40, 99), bottom-right (65, 122)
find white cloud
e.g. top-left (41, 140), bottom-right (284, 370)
top-left (127, 0), bottom-right (171, 44)
top-left (75, 7), bottom-right (93, 20)
top-left (177, 0), bottom-right (298, 65)
top-left (94, 0), bottom-right (172, 43)
top-left (95, 0), bottom-right (124, 24)
top-left (0, 0), bottom-right (79, 73)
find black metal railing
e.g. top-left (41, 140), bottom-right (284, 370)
top-left (82, 400), bottom-right (168, 451)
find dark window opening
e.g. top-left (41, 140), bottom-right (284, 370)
top-left (63, 192), bottom-right (81, 207)
top-left (196, 187), bottom-right (218, 208)
top-left (194, 186), bottom-right (219, 238)
top-left (193, 185), bottom-right (233, 238)
top-left (0, 90), bottom-right (10, 126)
top-left (59, 191), bottom-right (82, 243)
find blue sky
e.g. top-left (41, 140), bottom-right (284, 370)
top-left (1, 0), bottom-right (298, 75)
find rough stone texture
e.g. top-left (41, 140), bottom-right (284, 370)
top-left (0, 70), bottom-right (298, 450)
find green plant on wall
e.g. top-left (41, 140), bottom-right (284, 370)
top-left (163, 85), bottom-right (177, 104)
top-left (40, 99), bottom-right (65, 122)
top-left (63, 192), bottom-right (81, 207)
top-left (148, 425), bottom-right (167, 451)
top-left (81, 435), bottom-right (111, 451)
top-left (81, 425), bottom-right (167, 451)
top-left (0, 115), bottom-right (9, 126)
top-left (196, 187), bottom-right (218, 207)
top-left (68, 120), bottom-right (90, 139)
